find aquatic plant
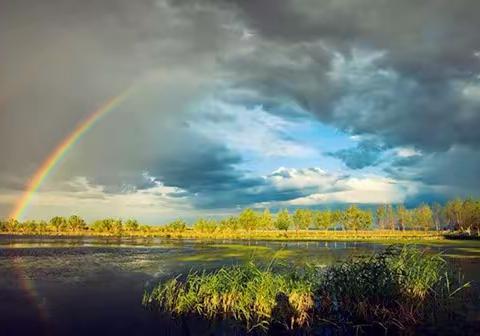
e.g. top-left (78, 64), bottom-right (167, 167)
top-left (143, 246), bottom-right (470, 334)
top-left (143, 261), bottom-right (314, 332)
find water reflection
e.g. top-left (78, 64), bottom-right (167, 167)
top-left (0, 236), bottom-right (479, 335)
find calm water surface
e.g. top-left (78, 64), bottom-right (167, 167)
top-left (1, 235), bottom-right (479, 335)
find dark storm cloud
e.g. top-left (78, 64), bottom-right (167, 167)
top-left (2, 0), bottom-right (480, 216)
top-left (327, 141), bottom-right (386, 169)
top-left (217, 0), bottom-right (480, 152)
top-left (210, 0), bottom-right (480, 198)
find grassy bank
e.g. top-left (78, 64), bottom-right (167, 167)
top-left (143, 246), bottom-right (470, 334)
top-left (0, 229), bottom-right (445, 241)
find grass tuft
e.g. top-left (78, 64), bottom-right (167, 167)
top-left (143, 246), bottom-right (470, 334)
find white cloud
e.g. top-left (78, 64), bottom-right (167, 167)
top-left (19, 176), bottom-right (194, 223)
top-left (193, 100), bottom-right (318, 157)
top-left (395, 147), bottom-right (421, 158)
top-left (261, 167), bottom-right (418, 207)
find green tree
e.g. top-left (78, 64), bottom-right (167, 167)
top-left (274, 209), bottom-right (291, 231)
top-left (445, 198), bottom-right (464, 230)
top-left (292, 209), bottom-right (313, 231)
top-left (386, 204), bottom-right (396, 230)
top-left (415, 204), bottom-right (434, 231)
top-left (38, 220), bottom-right (48, 233)
top-left (258, 209), bottom-right (274, 230)
top-left (376, 206), bottom-right (386, 229)
top-left (331, 210), bottom-right (343, 230)
top-left (24, 220), bottom-right (38, 234)
top-left (219, 216), bottom-right (239, 231)
top-left (124, 219), bottom-right (139, 232)
top-left (239, 208), bottom-right (258, 231)
top-left (396, 205), bottom-right (410, 231)
top-left (50, 216), bottom-right (67, 233)
top-left (67, 215), bottom-right (86, 232)
top-left (111, 219), bottom-right (123, 235)
top-left (165, 219), bottom-right (187, 232)
top-left (194, 218), bottom-right (217, 233)
top-left (314, 210), bottom-right (332, 230)
top-left (462, 199), bottom-right (480, 234)
top-left (431, 203), bottom-right (443, 231)
top-left (343, 205), bottom-right (371, 230)
top-left (5, 218), bottom-right (19, 232)
top-left (0, 220), bottom-right (7, 232)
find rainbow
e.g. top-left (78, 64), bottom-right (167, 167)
top-left (10, 86), bottom-right (136, 220)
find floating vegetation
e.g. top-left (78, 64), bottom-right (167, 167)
top-left (143, 246), bottom-right (471, 334)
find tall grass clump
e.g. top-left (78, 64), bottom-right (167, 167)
top-left (143, 262), bottom-right (315, 332)
top-left (317, 246), bottom-right (470, 332)
top-left (144, 246), bottom-right (470, 334)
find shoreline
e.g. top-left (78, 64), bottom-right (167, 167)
top-left (0, 229), bottom-right (448, 242)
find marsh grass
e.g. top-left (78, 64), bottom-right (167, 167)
top-left (143, 261), bottom-right (314, 332)
top-left (143, 246), bottom-right (470, 334)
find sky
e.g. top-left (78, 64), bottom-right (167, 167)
top-left (1, 0), bottom-right (480, 223)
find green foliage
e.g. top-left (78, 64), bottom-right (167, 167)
top-left (3, 197), bottom-right (479, 236)
top-left (274, 209), bottom-right (291, 231)
top-left (124, 219), bottom-right (139, 232)
top-left (414, 204), bottom-right (434, 231)
top-left (67, 215), bottom-right (86, 232)
top-left (194, 218), bottom-right (218, 233)
top-left (143, 262), bottom-right (314, 332)
top-left (292, 209), bottom-right (313, 231)
top-left (445, 198), bottom-right (480, 234)
top-left (258, 209), bottom-right (273, 230)
top-left (144, 246), bottom-right (469, 334)
top-left (50, 216), bottom-right (67, 232)
top-left (219, 216), bottom-right (240, 231)
top-left (313, 210), bottom-right (332, 230)
top-left (91, 218), bottom-right (122, 234)
top-left (238, 208), bottom-right (258, 231)
top-left (164, 219), bottom-right (187, 232)
top-left (342, 205), bottom-right (372, 230)
top-left (317, 246), bottom-right (464, 330)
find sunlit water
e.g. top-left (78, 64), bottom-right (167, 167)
top-left (1, 235), bottom-right (479, 335)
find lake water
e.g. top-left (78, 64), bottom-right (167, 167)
top-left (1, 235), bottom-right (479, 335)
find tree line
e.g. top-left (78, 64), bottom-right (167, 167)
top-left (1, 198), bottom-right (479, 235)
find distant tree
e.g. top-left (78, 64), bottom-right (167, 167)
top-left (165, 219), bottom-right (187, 232)
top-left (415, 204), bottom-right (434, 231)
top-left (343, 205), bottom-right (371, 230)
top-left (24, 220), bottom-right (38, 234)
top-left (314, 210), bottom-right (332, 230)
top-left (385, 204), bottom-right (396, 230)
top-left (5, 218), bottom-right (19, 232)
top-left (274, 209), bottom-right (291, 231)
top-left (359, 210), bottom-right (373, 230)
top-left (50, 216), bottom-right (67, 233)
top-left (194, 218), bottom-right (217, 233)
top-left (38, 220), bottom-right (48, 233)
top-left (292, 209), bottom-right (313, 231)
top-left (219, 216), bottom-right (239, 231)
top-left (331, 210), bottom-right (343, 230)
top-left (445, 198), bottom-right (464, 230)
top-left (124, 219), bottom-right (139, 232)
top-left (462, 199), bottom-right (480, 234)
top-left (90, 218), bottom-right (120, 233)
top-left (376, 206), bottom-right (386, 229)
top-left (0, 219), bottom-right (6, 232)
top-left (111, 219), bottom-right (123, 235)
top-left (258, 209), bottom-right (274, 230)
top-left (431, 203), bottom-right (443, 231)
top-left (67, 215), bottom-right (86, 232)
top-left (396, 205), bottom-right (409, 231)
top-left (91, 219), bottom-right (108, 233)
top-left (239, 208), bottom-right (258, 231)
